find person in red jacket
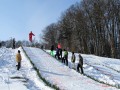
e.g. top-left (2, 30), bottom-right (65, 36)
top-left (29, 31), bottom-right (35, 42)
top-left (57, 43), bottom-right (62, 59)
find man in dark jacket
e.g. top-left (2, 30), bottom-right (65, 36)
top-left (0, 42), bottom-right (1, 48)
top-left (77, 54), bottom-right (84, 74)
top-left (59, 48), bottom-right (62, 59)
top-left (55, 47), bottom-right (60, 59)
top-left (12, 38), bottom-right (15, 49)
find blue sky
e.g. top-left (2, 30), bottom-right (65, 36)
top-left (0, 0), bottom-right (80, 41)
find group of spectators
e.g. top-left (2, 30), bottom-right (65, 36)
top-left (50, 44), bottom-right (84, 74)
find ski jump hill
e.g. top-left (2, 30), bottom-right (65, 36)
top-left (22, 47), bottom-right (120, 90)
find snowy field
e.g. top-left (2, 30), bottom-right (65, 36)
top-left (0, 47), bottom-right (53, 90)
top-left (0, 46), bottom-right (120, 90)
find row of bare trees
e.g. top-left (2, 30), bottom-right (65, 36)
top-left (0, 39), bottom-right (41, 48)
top-left (42, 0), bottom-right (120, 58)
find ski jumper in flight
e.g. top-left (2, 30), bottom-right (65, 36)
top-left (29, 31), bottom-right (35, 42)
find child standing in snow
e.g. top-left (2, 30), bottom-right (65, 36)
top-left (71, 52), bottom-right (76, 69)
top-left (16, 50), bottom-right (22, 70)
top-left (77, 53), bottom-right (84, 74)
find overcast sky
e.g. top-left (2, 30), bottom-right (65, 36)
top-left (0, 0), bottom-right (80, 41)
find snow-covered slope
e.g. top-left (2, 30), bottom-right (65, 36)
top-left (23, 47), bottom-right (119, 90)
top-left (0, 47), bottom-right (53, 90)
top-left (46, 50), bottom-right (120, 88)
top-left (1, 46), bottom-right (120, 90)
top-left (82, 54), bottom-right (120, 88)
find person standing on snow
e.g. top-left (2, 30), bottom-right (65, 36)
top-left (29, 31), bottom-right (35, 42)
top-left (50, 45), bottom-right (54, 56)
top-left (55, 47), bottom-right (60, 59)
top-left (58, 43), bottom-right (62, 59)
top-left (0, 42), bottom-right (1, 48)
top-left (12, 38), bottom-right (16, 49)
top-left (59, 48), bottom-right (62, 59)
top-left (77, 53), bottom-right (84, 74)
top-left (16, 50), bottom-right (22, 70)
top-left (71, 52), bottom-right (76, 69)
top-left (62, 49), bottom-right (68, 66)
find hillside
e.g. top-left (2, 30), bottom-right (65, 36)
top-left (0, 47), bottom-right (120, 90)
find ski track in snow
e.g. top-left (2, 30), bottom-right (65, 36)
top-left (83, 58), bottom-right (120, 87)
top-left (23, 47), bottom-right (119, 90)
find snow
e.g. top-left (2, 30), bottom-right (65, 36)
top-left (0, 46), bottom-right (120, 90)
top-left (0, 47), bottom-right (53, 90)
top-left (23, 47), bottom-right (119, 90)
top-left (45, 50), bottom-right (120, 88)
